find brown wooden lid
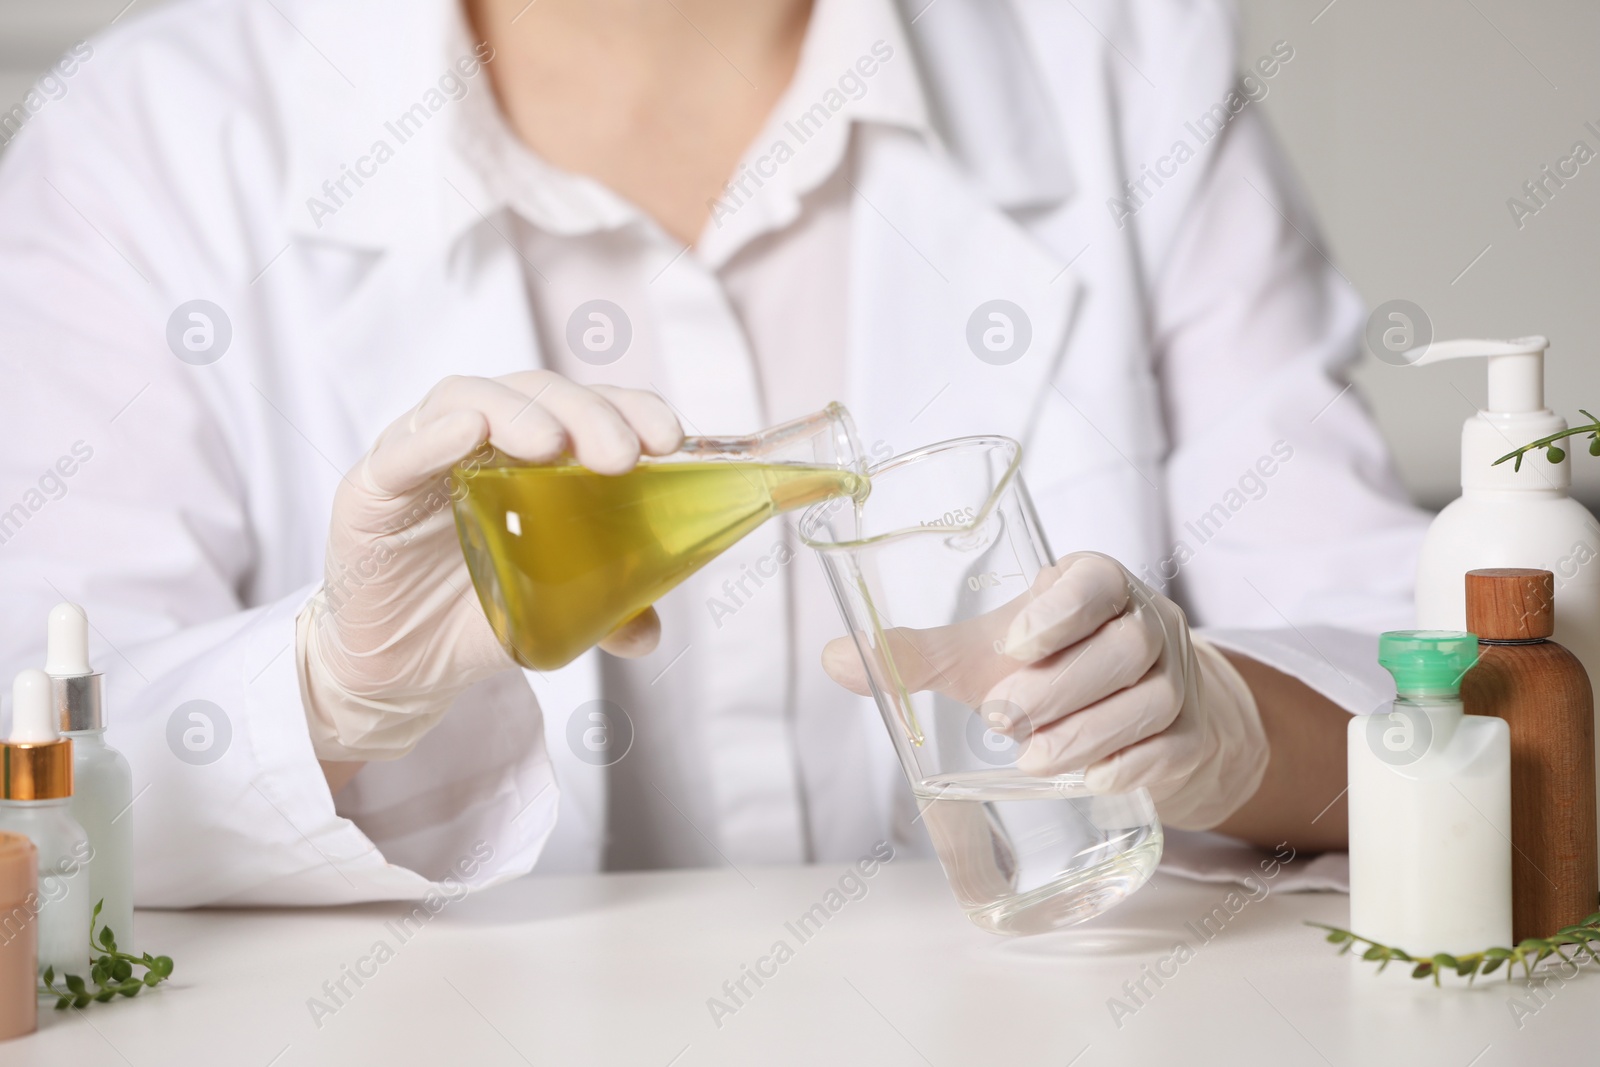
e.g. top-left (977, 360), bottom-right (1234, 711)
top-left (1465, 568), bottom-right (1555, 640)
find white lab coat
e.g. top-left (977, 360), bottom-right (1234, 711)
top-left (0, 0), bottom-right (1423, 905)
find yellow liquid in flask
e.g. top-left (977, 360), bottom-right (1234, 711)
top-left (454, 459), bottom-right (868, 671)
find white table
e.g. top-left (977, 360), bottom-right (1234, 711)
top-left (5, 861), bottom-right (1592, 1066)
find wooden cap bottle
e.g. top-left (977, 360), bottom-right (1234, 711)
top-left (0, 832), bottom-right (37, 1041)
top-left (1462, 568), bottom-right (1599, 941)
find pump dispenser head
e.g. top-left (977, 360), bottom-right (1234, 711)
top-left (1379, 630), bottom-right (1480, 698)
top-left (1406, 336), bottom-right (1568, 492)
top-left (1411, 336), bottom-right (1548, 413)
top-left (45, 602), bottom-right (104, 732)
top-left (3, 670), bottom-right (72, 800)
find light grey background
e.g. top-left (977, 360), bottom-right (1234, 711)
top-left (1239, 0), bottom-right (1600, 508)
top-left (4, 0), bottom-right (1597, 508)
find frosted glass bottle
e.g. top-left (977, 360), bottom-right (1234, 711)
top-left (0, 800), bottom-right (89, 980)
top-left (47, 604), bottom-right (134, 950)
top-left (1347, 632), bottom-right (1511, 955)
top-left (0, 671), bottom-right (91, 980)
top-left (61, 732), bottom-right (132, 948)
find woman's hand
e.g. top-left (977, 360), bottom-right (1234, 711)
top-left (300, 371), bottom-right (683, 762)
top-left (821, 552), bottom-right (1269, 830)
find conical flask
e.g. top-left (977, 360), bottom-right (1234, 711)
top-left (453, 403), bottom-right (865, 671)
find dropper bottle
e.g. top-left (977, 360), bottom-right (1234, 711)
top-left (0, 669), bottom-right (90, 978)
top-left (46, 603), bottom-right (134, 949)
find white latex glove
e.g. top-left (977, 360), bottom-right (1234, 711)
top-left (821, 552), bottom-right (1268, 830)
top-left (299, 371), bottom-right (683, 761)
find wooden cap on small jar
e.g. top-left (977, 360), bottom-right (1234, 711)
top-left (1466, 568), bottom-right (1556, 640)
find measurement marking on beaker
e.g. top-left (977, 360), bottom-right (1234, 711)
top-left (920, 506), bottom-right (976, 527)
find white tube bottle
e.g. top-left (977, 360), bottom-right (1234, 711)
top-left (0, 670), bottom-right (91, 979)
top-left (1348, 631), bottom-right (1511, 955)
top-left (1410, 337), bottom-right (1600, 871)
top-left (46, 603), bottom-right (134, 951)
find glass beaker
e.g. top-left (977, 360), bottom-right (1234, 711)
top-left (800, 436), bottom-right (1163, 935)
top-left (453, 403), bottom-right (865, 671)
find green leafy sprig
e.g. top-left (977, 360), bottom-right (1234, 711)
top-left (37, 900), bottom-right (174, 1010)
top-left (1310, 912), bottom-right (1600, 987)
top-left (1493, 410), bottom-right (1600, 471)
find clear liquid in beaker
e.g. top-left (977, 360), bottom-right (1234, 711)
top-left (914, 773), bottom-right (1163, 935)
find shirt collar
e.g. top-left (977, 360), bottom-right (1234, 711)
top-left (455, 0), bottom-right (933, 266)
top-left (692, 0), bottom-right (931, 265)
top-left (278, 0), bottom-right (1068, 255)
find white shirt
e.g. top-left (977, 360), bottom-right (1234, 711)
top-left (0, 0), bottom-right (1425, 904)
top-left (460, 0), bottom-right (906, 868)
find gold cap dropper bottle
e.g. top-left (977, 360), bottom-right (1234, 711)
top-left (2, 669), bottom-right (72, 800)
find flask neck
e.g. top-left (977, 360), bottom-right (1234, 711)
top-left (678, 403), bottom-right (862, 473)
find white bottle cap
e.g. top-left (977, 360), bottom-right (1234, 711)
top-left (45, 602), bottom-right (92, 676)
top-left (10, 670), bottom-right (58, 743)
top-left (1406, 336), bottom-right (1569, 492)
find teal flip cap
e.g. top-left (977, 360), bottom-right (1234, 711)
top-left (1378, 630), bottom-right (1480, 695)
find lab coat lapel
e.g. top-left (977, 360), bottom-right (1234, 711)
top-left (846, 125), bottom-right (1084, 461)
top-left (312, 241), bottom-right (535, 446)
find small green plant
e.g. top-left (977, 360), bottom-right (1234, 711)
top-left (37, 900), bottom-right (174, 1010)
top-left (1494, 409), bottom-right (1600, 471)
top-left (1310, 912), bottom-right (1600, 986)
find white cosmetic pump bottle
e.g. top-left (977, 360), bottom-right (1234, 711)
top-left (0, 670), bottom-right (91, 979)
top-left (46, 603), bottom-right (134, 949)
top-left (1348, 631), bottom-right (1511, 955)
top-left (1411, 337), bottom-right (1600, 868)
